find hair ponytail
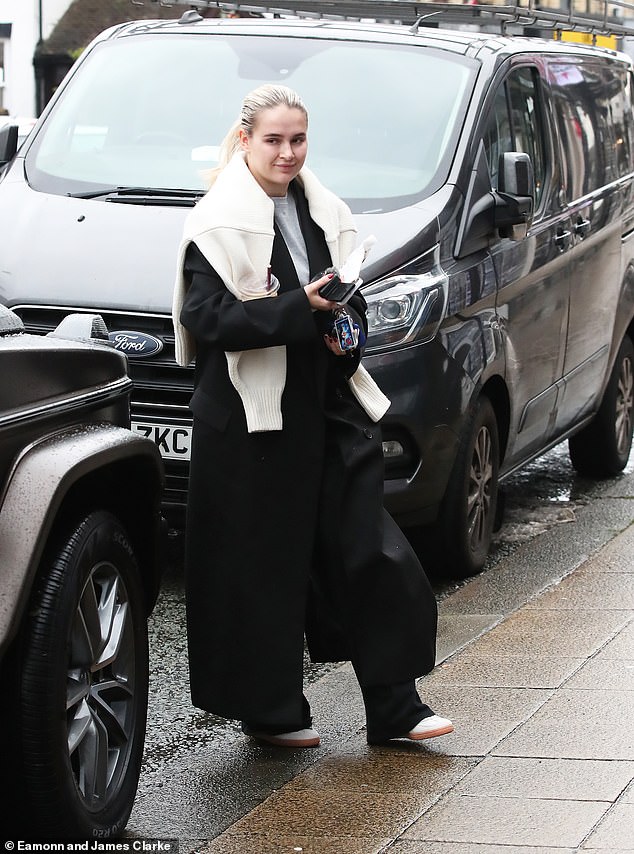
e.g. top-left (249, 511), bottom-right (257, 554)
top-left (217, 117), bottom-right (243, 170)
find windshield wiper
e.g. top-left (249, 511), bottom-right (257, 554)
top-left (67, 186), bottom-right (204, 205)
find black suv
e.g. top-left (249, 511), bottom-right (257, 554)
top-left (0, 306), bottom-right (163, 839)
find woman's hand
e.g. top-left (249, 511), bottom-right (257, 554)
top-left (323, 331), bottom-right (346, 356)
top-left (304, 273), bottom-right (338, 312)
top-left (304, 273), bottom-right (349, 356)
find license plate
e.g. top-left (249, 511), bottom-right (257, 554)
top-left (132, 421), bottom-right (192, 461)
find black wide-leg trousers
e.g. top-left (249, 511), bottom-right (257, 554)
top-left (243, 388), bottom-right (437, 740)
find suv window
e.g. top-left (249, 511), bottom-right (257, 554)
top-left (483, 66), bottom-right (546, 207)
top-left (25, 34), bottom-right (476, 213)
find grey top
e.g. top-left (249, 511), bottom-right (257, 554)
top-left (273, 191), bottom-right (310, 288)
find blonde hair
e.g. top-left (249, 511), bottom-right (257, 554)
top-left (205, 84), bottom-right (308, 185)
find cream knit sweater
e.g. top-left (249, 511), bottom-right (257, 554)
top-left (172, 153), bottom-right (390, 432)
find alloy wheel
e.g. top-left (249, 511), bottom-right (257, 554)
top-left (615, 352), bottom-right (633, 456)
top-left (466, 425), bottom-right (494, 551)
top-left (67, 563), bottom-right (135, 809)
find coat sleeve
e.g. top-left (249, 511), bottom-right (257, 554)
top-left (180, 244), bottom-right (320, 351)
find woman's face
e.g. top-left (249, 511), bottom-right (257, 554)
top-left (240, 105), bottom-right (308, 197)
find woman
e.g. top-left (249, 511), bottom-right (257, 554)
top-left (172, 84), bottom-right (453, 747)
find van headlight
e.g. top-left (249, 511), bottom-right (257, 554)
top-left (363, 248), bottom-right (448, 353)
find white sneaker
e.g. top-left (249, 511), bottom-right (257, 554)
top-left (406, 715), bottom-right (454, 740)
top-left (245, 727), bottom-right (320, 748)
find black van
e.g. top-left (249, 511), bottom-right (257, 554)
top-left (1, 0), bottom-right (633, 576)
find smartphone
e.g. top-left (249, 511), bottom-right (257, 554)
top-left (321, 276), bottom-right (362, 304)
top-left (317, 270), bottom-right (342, 299)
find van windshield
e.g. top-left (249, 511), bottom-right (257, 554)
top-left (25, 34), bottom-right (475, 213)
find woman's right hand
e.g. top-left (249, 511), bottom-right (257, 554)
top-left (304, 273), bottom-right (338, 312)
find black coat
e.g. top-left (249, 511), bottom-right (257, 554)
top-left (180, 182), bottom-right (437, 728)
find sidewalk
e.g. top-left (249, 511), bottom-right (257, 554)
top-left (198, 521), bottom-right (634, 854)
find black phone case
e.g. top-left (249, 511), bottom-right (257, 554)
top-left (318, 276), bottom-right (358, 303)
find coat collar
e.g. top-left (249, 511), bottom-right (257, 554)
top-left (187, 153), bottom-right (350, 258)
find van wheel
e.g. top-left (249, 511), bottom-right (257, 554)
top-left (4, 510), bottom-right (148, 839)
top-left (439, 396), bottom-right (500, 578)
top-left (569, 335), bottom-right (634, 477)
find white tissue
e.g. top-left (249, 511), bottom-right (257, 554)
top-left (339, 235), bottom-right (377, 283)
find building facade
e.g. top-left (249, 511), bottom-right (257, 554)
top-left (0, 0), bottom-right (181, 118)
top-left (0, 0), bottom-right (70, 116)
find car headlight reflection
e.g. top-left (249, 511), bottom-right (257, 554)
top-left (364, 251), bottom-right (448, 353)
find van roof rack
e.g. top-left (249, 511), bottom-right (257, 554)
top-left (135, 0), bottom-right (634, 38)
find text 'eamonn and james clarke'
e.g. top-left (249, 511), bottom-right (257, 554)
top-left (7, 842), bottom-right (177, 853)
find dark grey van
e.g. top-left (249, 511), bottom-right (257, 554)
top-left (1, 0), bottom-right (633, 576)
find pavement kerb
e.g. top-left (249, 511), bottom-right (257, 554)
top-left (194, 482), bottom-right (634, 854)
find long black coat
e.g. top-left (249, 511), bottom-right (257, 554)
top-left (180, 182), bottom-right (437, 729)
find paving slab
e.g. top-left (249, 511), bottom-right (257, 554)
top-left (285, 751), bottom-right (477, 797)
top-left (453, 756), bottom-right (634, 801)
top-left (214, 788), bottom-right (424, 839)
top-left (493, 688), bottom-right (634, 760)
top-left (199, 833), bottom-right (391, 853)
top-left (390, 845), bottom-right (577, 854)
top-left (565, 657), bottom-right (634, 690)
top-left (524, 570), bottom-right (634, 610)
top-left (581, 517), bottom-right (634, 565)
top-left (582, 802), bottom-right (634, 849)
top-left (446, 607), bottom-right (630, 659)
top-left (401, 792), bottom-right (608, 847)
top-left (425, 653), bottom-right (585, 689)
top-left (436, 613), bottom-right (503, 663)
top-left (596, 620), bottom-right (634, 658)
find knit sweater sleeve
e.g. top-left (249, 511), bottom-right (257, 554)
top-left (180, 243), bottom-right (319, 351)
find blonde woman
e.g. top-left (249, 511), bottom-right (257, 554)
top-left (173, 84), bottom-right (453, 747)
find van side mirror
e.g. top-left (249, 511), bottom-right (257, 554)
top-left (494, 152), bottom-right (534, 240)
top-left (454, 142), bottom-right (496, 258)
top-left (0, 123), bottom-right (19, 167)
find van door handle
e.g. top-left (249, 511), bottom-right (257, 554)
top-left (574, 218), bottom-right (591, 237)
top-left (555, 228), bottom-right (572, 250)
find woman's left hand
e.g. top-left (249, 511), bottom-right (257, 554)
top-left (323, 332), bottom-right (346, 356)
top-left (304, 275), bottom-right (338, 312)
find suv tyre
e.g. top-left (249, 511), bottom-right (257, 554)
top-left (439, 396), bottom-right (500, 578)
top-left (5, 510), bottom-right (148, 839)
top-left (569, 335), bottom-right (634, 477)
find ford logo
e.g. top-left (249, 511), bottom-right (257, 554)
top-left (108, 330), bottom-right (163, 358)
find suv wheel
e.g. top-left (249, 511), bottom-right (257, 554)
top-left (569, 335), bottom-right (634, 477)
top-left (5, 510), bottom-right (148, 839)
top-left (437, 396), bottom-right (500, 578)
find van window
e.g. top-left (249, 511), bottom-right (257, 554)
top-left (607, 66), bottom-right (634, 179)
top-left (483, 66), bottom-right (546, 207)
top-left (24, 34), bottom-right (476, 214)
top-left (549, 60), bottom-right (625, 198)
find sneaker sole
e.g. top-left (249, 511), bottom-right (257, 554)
top-left (406, 724), bottom-right (454, 741)
top-left (248, 733), bottom-right (320, 748)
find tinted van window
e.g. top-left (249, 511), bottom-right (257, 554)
top-left (549, 60), bottom-right (624, 197)
top-left (483, 65), bottom-right (546, 206)
top-left (25, 35), bottom-right (476, 213)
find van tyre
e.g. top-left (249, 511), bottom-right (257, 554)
top-left (569, 335), bottom-right (634, 477)
top-left (5, 510), bottom-right (148, 839)
top-left (440, 396), bottom-right (500, 578)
